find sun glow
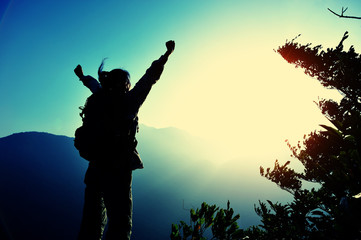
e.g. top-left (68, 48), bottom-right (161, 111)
top-left (144, 37), bottom-right (343, 161)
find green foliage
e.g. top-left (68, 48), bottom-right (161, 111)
top-left (257, 32), bottom-right (361, 239)
top-left (171, 201), bottom-right (256, 240)
top-left (171, 32), bottom-right (361, 239)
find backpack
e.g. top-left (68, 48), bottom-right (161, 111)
top-left (74, 90), bottom-right (141, 169)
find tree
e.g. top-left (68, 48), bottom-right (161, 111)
top-left (170, 201), bottom-right (242, 240)
top-left (257, 32), bottom-right (361, 239)
top-left (328, 7), bottom-right (361, 20)
top-left (170, 201), bottom-right (264, 240)
top-left (171, 32), bottom-right (361, 239)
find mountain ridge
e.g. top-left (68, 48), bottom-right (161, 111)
top-left (0, 128), bottom-right (228, 240)
top-left (0, 128), bottom-right (290, 239)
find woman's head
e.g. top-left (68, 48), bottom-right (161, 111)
top-left (98, 59), bottom-right (131, 93)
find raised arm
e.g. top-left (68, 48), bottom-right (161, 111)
top-left (164, 40), bottom-right (175, 60)
top-left (74, 64), bottom-right (84, 79)
top-left (74, 64), bottom-right (101, 94)
top-left (129, 40), bottom-right (175, 110)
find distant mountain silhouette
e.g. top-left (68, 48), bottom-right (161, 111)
top-left (0, 127), bottom-right (222, 240)
top-left (0, 132), bottom-right (86, 240)
top-left (0, 127), bottom-right (290, 239)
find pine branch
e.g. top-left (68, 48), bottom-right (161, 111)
top-left (328, 7), bottom-right (361, 20)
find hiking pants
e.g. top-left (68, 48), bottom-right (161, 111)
top-left (78, 165), bottom-right (132, 240)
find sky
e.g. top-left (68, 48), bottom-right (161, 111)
top-left (1, 0), bottom-right (361, 161)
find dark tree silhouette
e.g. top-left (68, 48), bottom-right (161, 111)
top-left (328, 7), bottom-right (361, 20)
top-left (170, 33), bottom-right (361, 239)
top-left (171, 201), bottom-right (244, 240)
top-left (257, 32), bottom-right (361, 239)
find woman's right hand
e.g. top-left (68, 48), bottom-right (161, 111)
top-left (166, 40), bottom-right (175, 54)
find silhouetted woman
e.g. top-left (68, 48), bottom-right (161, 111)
top-left (74, 40), bottom-right (175, 240)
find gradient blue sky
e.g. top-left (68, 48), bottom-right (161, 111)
top-left (1, 0), bottom-right (361, 160)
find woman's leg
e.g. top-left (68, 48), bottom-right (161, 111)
top-left (78, 185), bottom-right (107, 240)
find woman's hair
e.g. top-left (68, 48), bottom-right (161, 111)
top-left (98, 59), bottom-right (131, 92)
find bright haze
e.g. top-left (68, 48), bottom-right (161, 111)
top-left (1, 0), bottom-right (361, 163)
